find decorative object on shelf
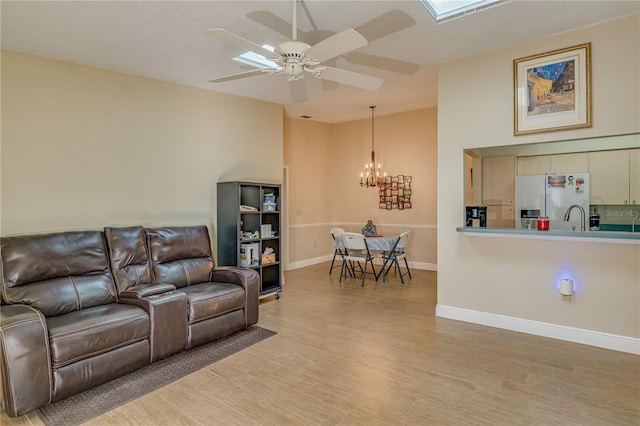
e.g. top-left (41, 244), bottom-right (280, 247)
top-left (514, 43), bottom-right (591, 135)
top-left (361, 220), bottom-right (378, 237)
top-left (261, 247), bottom-right (276, 265)
top-left (263, 193), bottom-right (277, 211)
top-left (260, 224), bottom-right (272, 238)
top-left (378, 175), bottom-right (412, 210)
top-left (360, 106), bottom-right (387, 188)
top-left (240, 230), bottom-right (260, 240)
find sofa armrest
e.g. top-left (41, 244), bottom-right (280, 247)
top-left (211, 267), bottom-right (259, 326)
top-left (0, 304), bottom-right (52, 418)
top-left (119, 291), bottom-right (187, 362)
top-left (119, 283), bottom-right (176, 299)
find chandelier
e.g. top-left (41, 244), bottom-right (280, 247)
top-left (360, 106), bottom-right (386, 188)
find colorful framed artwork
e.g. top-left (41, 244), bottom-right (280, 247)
top-left (514, 43), bottom-right (591, 135)
top-left (378, 175), bottom-right (413, 210)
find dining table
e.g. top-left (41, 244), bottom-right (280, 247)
top-left (333, 234), bottom-right (399, 252)
top-left (333, 234), bottom-right (400, 280)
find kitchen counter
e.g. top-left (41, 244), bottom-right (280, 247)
top-left (456, 226), bottom-right (640, 244)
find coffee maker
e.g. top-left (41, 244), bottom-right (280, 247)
top-left (520, 209), bottom-right (540, 229)
top-left (466, 206), bottom-right (487, 228)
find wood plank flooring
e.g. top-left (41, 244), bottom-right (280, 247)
top-left (3, 263), bottom-right (639, 425)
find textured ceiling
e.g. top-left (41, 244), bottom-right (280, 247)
top-left (2, 1), bottom-right (638, 123)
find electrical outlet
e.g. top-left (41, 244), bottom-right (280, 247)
top-left (562, 294), bottom-right (572, 302)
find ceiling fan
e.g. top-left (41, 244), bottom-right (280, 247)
top-left (206, 0), bottom-right (383, 104)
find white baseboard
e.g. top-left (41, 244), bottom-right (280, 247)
top-left (287, 256), bottom-right (437, 272)
top-left (287, 255), bottom-right (333, 270)
top-left (411, 261), bottom-right (437, 271)
top-left (436, 305), bottom-right (640, 355)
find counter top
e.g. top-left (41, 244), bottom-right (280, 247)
top-left (456, 226), bottom-right (640, 244)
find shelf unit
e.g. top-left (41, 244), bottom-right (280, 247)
top-left (217, 181), bottom-right (282, 299)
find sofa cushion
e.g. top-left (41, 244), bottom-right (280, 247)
top-left (46, 304), bottom-right (149, 369)
top-left (146, 226), bottom-right (215, 288)
top-left (104, 226), bottom-right (153, 292)
top-left (153, 258), bottom-right (214, 288)
top-left (179, 283), bottom-right (245, 323)
top-left (1, 231), bottom-right (116, 317)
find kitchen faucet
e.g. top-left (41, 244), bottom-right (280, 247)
top-left (563, 204), bottom-right (586, 231)
top-left (633, 215), bottom-right (640, 233)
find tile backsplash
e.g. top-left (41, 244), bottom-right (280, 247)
top-left (592, 205), bottom-right (640, 225)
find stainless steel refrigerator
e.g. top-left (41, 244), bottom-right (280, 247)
top-left (515, 173), bottom-right (590, 231)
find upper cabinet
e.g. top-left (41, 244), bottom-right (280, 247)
top-left (550, 153), bottom-right (590, 174)
top-left (628, 149), bottom-right (640, 204)
top-left (589, 149), bottom-right (639, 205)
top-left (482, 156), bottom-right (515, 205)
top-left (517, 153), bottom-right (589, 176)
top-left (517, 156), bottom-right (550, 176)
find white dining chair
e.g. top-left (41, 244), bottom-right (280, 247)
top-left (340, 232), bottom-right (377, 286)
top-left (329, 227), bottom-right (347, 275)
top-left (381, 231), bottom-right (412, 284)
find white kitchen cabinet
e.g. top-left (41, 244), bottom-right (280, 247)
top-left (482, 156), bottom-right (515, 228)
top-left (517, 156), bottom-right (550, 176)
top-left (486, 205), bottom-right (515, 228)
top-left (629, 149), bottom-right (640, 204)
top-left (589, 149), bottom-right (636, 205)
top-left (550, 152), bottom-right (589, 174)
top-left (517, 152), bottom-right (589, 176)
top-left (482, 156), bottom-right (515, 205)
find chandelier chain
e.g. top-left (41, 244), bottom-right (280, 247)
top-left (360, 106), bottom-right (386, 188)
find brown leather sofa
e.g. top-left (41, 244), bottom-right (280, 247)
top-left (0, 225), bottom-right (259, 418)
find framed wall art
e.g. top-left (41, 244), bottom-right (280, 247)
top-left (513, 43), bottom-right (591, 136)
top-left (379, 175), bottom-right (412, 210)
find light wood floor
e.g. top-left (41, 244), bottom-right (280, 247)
top-left (3, 263), bottom-right (639, 425)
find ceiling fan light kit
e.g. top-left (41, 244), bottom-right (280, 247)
top-left (206, 0), bottom-right (383, 104)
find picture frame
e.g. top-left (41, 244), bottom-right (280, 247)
top-left (513, 43), bottom-right (591, 136)
top-left (378, 175), bottom-right (413, 210)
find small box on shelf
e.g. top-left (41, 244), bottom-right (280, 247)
top-left (240, 242), bottom-right (259, 267)
top-left (261, 252), bottom-right (276, 265)
top-left (263, 193), bottom-right (277, 211)
top-left (263, 202), bottom-right (277, 211)
top-left (260, 224), bottom-right (272, 238)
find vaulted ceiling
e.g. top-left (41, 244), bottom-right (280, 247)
top-left (2, 1), bottom-right (638, 123)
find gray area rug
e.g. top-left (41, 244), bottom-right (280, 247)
top-left (36, 326), bottom-right (276, 426)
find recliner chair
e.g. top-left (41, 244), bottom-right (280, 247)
top-left (107, 225), bottom-right (260, 350)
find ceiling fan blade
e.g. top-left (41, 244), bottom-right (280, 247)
top-left (305, 29), bottom-right (367, 63)
top-left (289, 78), bottom-right (308, 104)
top-left (345, 52), bottom-right (421, 76)
top-left (320, 67), bottom-right (383, 91)
top-left (246, 10), bottom-right (319, 44)
top-left (206, 28), bottom-right (276, 59)
top-left (354, 9), bottom-right (416, 43)
top-left (208, 69), bottom-right (267, 83)
top-left (246, 10), bottom-right (293, 39)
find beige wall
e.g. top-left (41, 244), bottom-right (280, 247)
top-left (283, 117), bottom-right (334, 265)
top-left (284, 108), bottom-right (438, 269)
top-left (438, 15), bottom-right (640, 340)
top-left (1, 51), bottom-right (283, 245)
